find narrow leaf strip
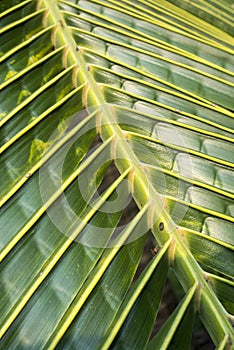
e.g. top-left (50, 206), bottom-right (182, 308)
top-left (101, 239), bottom-right (171, 350)
top-left (147, 283), bottom-right (197, 350)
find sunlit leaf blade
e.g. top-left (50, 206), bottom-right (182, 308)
top-left (0, 0), bottom-right (233, 348)
top-left (166, 0), bottom-right (234, 36)
top-left (1, 217), bottom-right (145, 349)
top-left (206, 274), bottom-right (234, 314)
top-left (183, 230), bottom-right (234, 278)
top-left (57, 235), bottom-right (147, 350)
top-left (41, 205), bottom-right (150, 349)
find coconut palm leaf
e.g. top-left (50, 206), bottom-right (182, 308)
top-left (0, 0), bottom-right (233, 349)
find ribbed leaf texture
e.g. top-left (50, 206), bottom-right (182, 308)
top-left (0, 0), bottom-right (234, 349)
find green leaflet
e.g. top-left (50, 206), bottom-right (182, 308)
top-left (148, 284), bottom-right (197, 350)
top-left (0, 0), bottom-right (233, 348)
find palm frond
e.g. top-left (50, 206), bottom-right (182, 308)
top-left (0, 0), bottom-right (233, 348)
